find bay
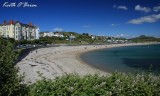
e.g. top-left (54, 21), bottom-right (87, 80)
top-left (81, 44), bottom-right (160, 74)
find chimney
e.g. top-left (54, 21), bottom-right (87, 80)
top-left (28, 22), bottom-right (33, 26)
top-left (4, 20), bottom-right (6, 25)
top-left (9, 20), bottom-right (14, 24)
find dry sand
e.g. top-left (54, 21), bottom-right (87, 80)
top-left (16, 43), bottom-right (158, 83)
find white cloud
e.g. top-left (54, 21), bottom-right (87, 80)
top-left (53, 28), bottom-right (63, 32)
top-left (82, 25), bottom-right (91, 28)
top-left (116, 34), bottom-right (129, 37)
top-left (111, 24), bottom-right (115, 26)
top-left (128, 14), bottom-right (160, 24)
top-left (113, 5), bottom-right (116, 8)
top-left (117, 6), bottom-right (128, 10)
top-left (113, 5), bottom-right (128, 10)
top-left (111, 24), bottom-right (118, 26)
top-left (135, 5), bottom-right (151, 13)
top-left (153, 6), bottom-right (160, 12)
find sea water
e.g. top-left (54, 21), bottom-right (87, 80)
top-left (81, 44), bottom-right (160, 74)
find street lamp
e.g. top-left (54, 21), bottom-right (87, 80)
top-left (69, 34), bottom-right (72, 45)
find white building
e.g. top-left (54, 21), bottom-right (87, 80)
top-left (35, 27), bottom-right (40, 39)
top-left (39, 32), bottom-right (53, 37)
top-left (53, 32), bottom-right (64, 37)
top-left (39, 32), bottom-right (64, 38)
top-left (0, 25), bottom-right (2, 36)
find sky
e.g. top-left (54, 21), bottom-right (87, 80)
top-left (0, 0), bottom-right (160, 38)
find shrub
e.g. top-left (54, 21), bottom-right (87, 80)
top-left (28, 73), bottom-right (160, 96)
top-left (0, 38), bottom-right (28, 96)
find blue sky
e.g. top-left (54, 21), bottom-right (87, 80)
top-left (0, 0), bottom-right (160, 38)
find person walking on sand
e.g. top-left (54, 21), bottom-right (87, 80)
top-left (36, 50), bottom-right (37, 53)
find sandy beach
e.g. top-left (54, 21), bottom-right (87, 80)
top-left (16, 42), bottom-right (159, 83)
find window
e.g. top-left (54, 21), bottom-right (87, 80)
top-left (16, 35), bottom-right (17, 38)
top-left (3, 27), bottom-right (6, 30)
top-left (18, 27), bottom-right (21, 30)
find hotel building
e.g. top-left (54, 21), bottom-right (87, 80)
top-left (0, 20), bottom-right (40, 40)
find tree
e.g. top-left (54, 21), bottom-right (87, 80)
top-left (82, 33), bottom-right (89, 36)
top-left (0, 38), bottom-right (27, 96)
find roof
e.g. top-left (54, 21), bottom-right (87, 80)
top-left (54, 32), bottom-right (64, 35)
top-left (0, 20), bottom-right (36, 28)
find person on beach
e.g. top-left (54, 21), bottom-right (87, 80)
top-left (36, 50), bottom-right (37, 53)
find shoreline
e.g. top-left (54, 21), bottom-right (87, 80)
top-left (16, 42), bottom-right (160, 83)
top-left (79, 42), bottom-right (160, 73)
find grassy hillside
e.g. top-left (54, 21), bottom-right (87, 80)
top-left (130, 35), bottom-right (160, 43)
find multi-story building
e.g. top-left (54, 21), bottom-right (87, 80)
top-left (0, 20), bottom-right (40, 40)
